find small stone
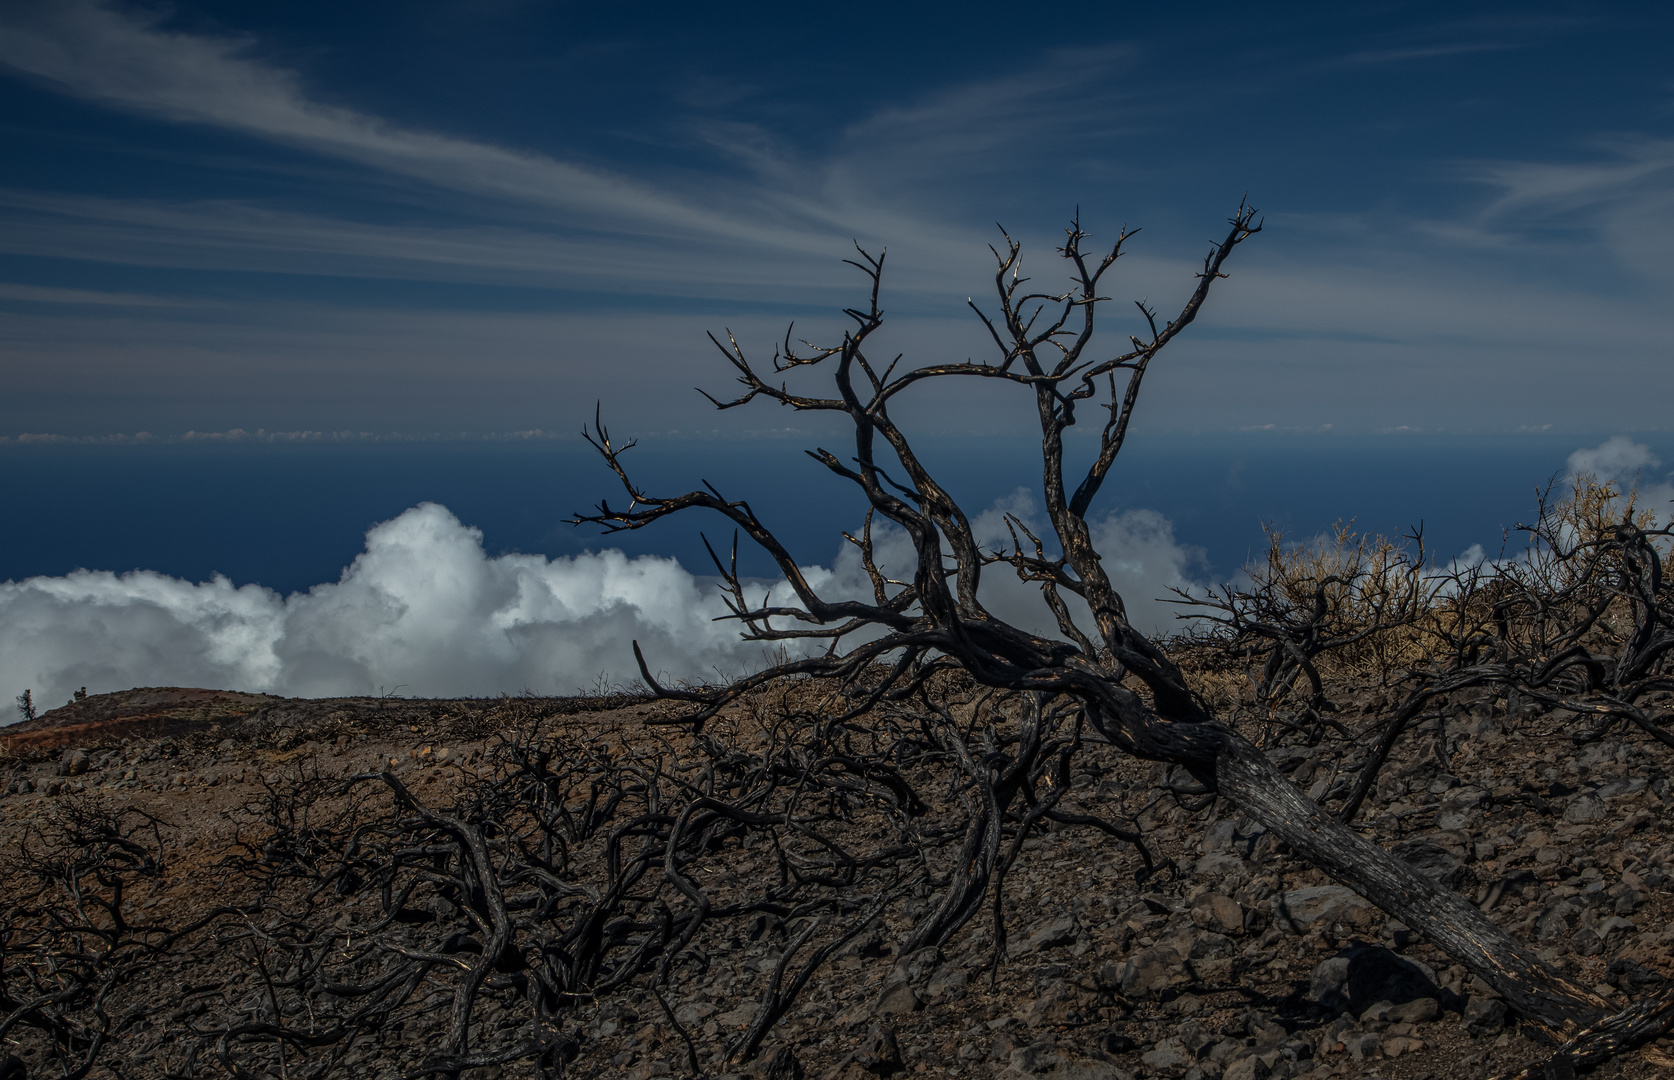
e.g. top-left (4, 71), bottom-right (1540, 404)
top-left (1189, 930), bottom-right (1235, 960)
top-left (1192, 893), bottom-right (1245, 935)
top-left (1597, 915), bottom-right (1637, 940)
top-left (58, 748), bottom-right (90, 776)
top-left (1435, 799), bottom-right (1482, 831)
top-left (1307, 957), bottom-right (1351, 1010)
top-left (1564, 794), bottom-right (1605, 824)
top-left (925, 965), bottom-right (968, 1002)
top-left (1342, 1031), bottom-right (1384, 1061)
top-left (761, 1047), bottom-right (804, 1080)
top-left (1221, 1055), bottom-right (1269, 1080)
top-left (1460, 996), bottom-right (1507, 1035)
top-left (1307, 946), bottom-right (1440, 1014)
top-left (1009, 915), bottom-right (1079, 957)
top-left (1141, 1037), bottom-right (1191, 1072)
top-left (672, 1000), bottom-right (715, 1026)
top-left (852, 1022), bottom-right (902, 1073)
top-left (1572, 927), bottom-right (1605, 957)
top-left (1359, 1000), bottom-right (1397, 1027)
top-left (1098, 1031), bottom-right (1137, 1055)
top-left (1535, 898), bottom-right (1583, 941)
top-left (1119, 944), bottom-right (1191, 1000)
top-left (1393, 838), bottom-right (1468, 889)
top-left (1010, 1040), bottom-right (1062, 1074)
top-left (1386, 997), bottom-right (1438, 1024)
top-left (1382, 1035), bottom-right (1424, 1058)
top-left (1166, 993), bottom-right (1207, 1017)
top-left (891, 946), bottom-right (941, 988)
top-left (1195, 852), bottom-right (1251, 878)
top-left (1274, 886), bottom-right (1375, 934)
top-left (1607, 957), bottom-right (1663, 993)
top-left (873, 978), bottom-right (922, 1016)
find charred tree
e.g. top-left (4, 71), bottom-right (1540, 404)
top-left (575, 204), bottom-right (1674, 1071)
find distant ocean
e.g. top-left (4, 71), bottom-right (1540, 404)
top-left (2, 430), bottom-right (1658, 592)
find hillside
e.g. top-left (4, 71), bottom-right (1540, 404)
top-left (2, 684), bottom-right (1673, 1080)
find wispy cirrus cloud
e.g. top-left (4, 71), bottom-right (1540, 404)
top-left (0, 2), bottom-right (1167, 285)
top-left (1416, 138), bottom-right (1674, 289)
top-left (0, 281), bottom-right (184, 306)
top-left (0, 0), bottom-right (845, 253)
top-left (1473, 138), bottom-right (1674, 220)
top-left (0, 188), bottom-right (860, 298)
top-left (0, 1), bottom-right (1670, 439)
top-left (1332, 41), bottom-right (1521, 66)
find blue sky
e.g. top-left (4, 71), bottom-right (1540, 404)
top-left (0, 1), bottom-right (1671, 438)
top-left (2, 2), bottom-right (1674, 704)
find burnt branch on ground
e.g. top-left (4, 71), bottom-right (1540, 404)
top-left (3, 684), bottom-right (1163, 1077)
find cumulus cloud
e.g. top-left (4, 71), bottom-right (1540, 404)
top-left (0, 497), bottom-right (1205, 715)
top-left (1567, 435), bottom-right (1674, 527)
top-left (968, 489), bottom-right (1205, 637)
top-left (808, 487), bottom-right (1204, 643)
top-left (0, 504), bottom-right (783, 710)
top-left (1568, 434), bottom-right (1660, 481)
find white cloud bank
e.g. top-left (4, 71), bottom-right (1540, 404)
top-left (0, 497), bottom-right (1204, 713)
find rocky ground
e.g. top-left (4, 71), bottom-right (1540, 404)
top-left (3, 686), bottom-right (1674, 1080)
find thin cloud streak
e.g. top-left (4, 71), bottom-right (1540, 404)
top-left (0, 1), bottom-right (845, 254)
top-left (0, 281), bottom-right (184, 306)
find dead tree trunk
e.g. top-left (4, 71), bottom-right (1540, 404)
top-left (576, 203), bottom-right (1665, 1070)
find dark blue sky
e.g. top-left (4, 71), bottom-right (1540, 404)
top-left (0, 1), bottom-right (1671, 438)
